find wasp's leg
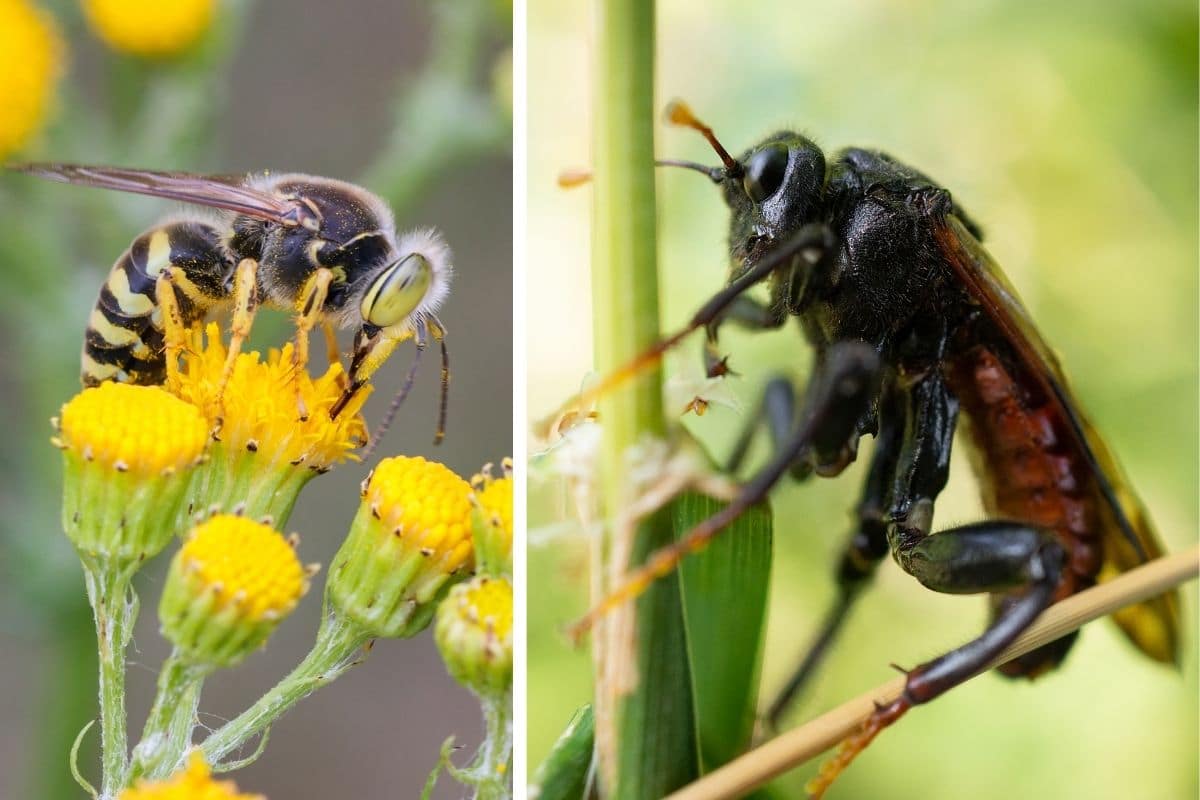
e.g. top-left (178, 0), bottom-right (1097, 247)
top-left (321, 320), bottom-right (344, 380)
top-left (155, 272), bottom-right (189, 390)
top-left (703, 295), bottom-right (788, 377)
top-left (725, 377), bottom-right (798, 476)
top-left (808, 371), bottom-right (1064, 798)
top-left (569, 341), bottom-right (881, 637)
top-left (291, 267), bottom-right (335, 420)
top-left (764, 386), bottom-right (904, 729)
top-left (215, 258), bottom-right (261, 413)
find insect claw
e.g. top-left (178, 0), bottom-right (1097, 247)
top-left (888, 662), bottom-right (910, 676)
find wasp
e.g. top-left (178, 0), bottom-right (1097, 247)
top-left (569, 102), bottom-right (1182, 794)
top-left (10, 164), bottom-right (452, 441)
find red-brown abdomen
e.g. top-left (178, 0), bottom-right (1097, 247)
top-left (947, 345), bottom-right (1103, 676)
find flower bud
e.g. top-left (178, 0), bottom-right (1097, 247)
top-left (470, 459), bottom-right (513, 576)
top-left (159, 514), bottom-right (309, 668)
top-left (327, 456), bottom-right (473, 638)
top-left (56, 383), bottom-right (208, 565)
top-left (435, 575), bottom-right (513, 696)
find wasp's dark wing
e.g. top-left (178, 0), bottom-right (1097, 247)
top-left (933, 214), bottom-right (1180, 665)
top-left (9, 163), bottom-right (309, 226)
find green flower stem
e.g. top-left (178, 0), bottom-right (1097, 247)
top-left (128, 651), bottom-right (208, 782)
top-left (200, 612), bottom-right (368, 766)
top-left (81, 558), bottom-right (138, 799)
top-left (474, 692), bottom-right (514, 800)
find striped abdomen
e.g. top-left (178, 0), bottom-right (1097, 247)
top-left (83, 220), bottom-right (232, 386)
top-left (949, 345), bottom-right (1103, 677)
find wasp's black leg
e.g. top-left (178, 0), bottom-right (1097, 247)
top-left (703, 295), bottom-right (787, 377)
top-left (571, 340), bottom-right (881, 634)
top-left (765, 386), bottom-right (904, 728)
top-left (725, 377), bottom-right (797, 476)
top-left (809, 370), bottom-right (1065, 795)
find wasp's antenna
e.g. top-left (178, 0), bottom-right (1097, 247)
top-left (664, 99), bottom-right (743, 178)
top-left (558, 160), bottom-right (723, 190)
top-left (655, 159), bottom-right (725, 183)
top-left (362, 324), bottom-right (429, 459)
top-left (433, 331), bottom-right (449, 446)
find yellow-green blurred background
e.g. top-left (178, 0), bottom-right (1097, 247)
top-left (0, 1), bottom-right (510, 798)
top-left (528, 0), bottom-right (1197, 797)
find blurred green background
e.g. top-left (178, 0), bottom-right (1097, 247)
top-left (0, 1), bottom-right (510, 798)
top-left (527, 0), bottom-right (1197, 797)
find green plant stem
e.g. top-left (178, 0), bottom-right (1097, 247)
top-left (81, 560), bottom-right (137, 799)
top-left (474, 692), bottom-right (514, 799)
top-left (591, 1), bottom-right (700, 797)
top-left (129, 651), bottom-right (208, 782)
top-left (200, 612), bottom-right (368, 767)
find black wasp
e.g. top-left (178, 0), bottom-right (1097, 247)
top-left (11, 164), bottom-right (452, 441)
top-left (570, 101), bottom-right (1180, 794)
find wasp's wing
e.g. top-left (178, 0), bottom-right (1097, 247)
top-left (9, 163), bottom-right (307, 225)
top-left (933, 214), bottom-right (1180, 665)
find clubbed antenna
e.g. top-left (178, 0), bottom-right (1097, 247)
top-left (664, 99), bottom-right (742, 178)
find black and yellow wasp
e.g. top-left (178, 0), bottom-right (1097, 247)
top-left (12, 163), bottom-right (452, 437)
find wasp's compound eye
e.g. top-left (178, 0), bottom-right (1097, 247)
top-left (742, 144), bottom-right (789, 203)
top-left (361, 254), bottom-right (432, 328)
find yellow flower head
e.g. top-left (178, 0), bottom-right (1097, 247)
top-left (470, 459), bottom-right (513, 575)
top-left (0, 0), bottom-right (62, 160)
top-left (175, 323), bottom-right (369, 470)
top-left (56, 383), bottom-right (208, 563)
top-left (160, 514), bottom-right (310, 667)
top-left (435, 575), bottom-right (513, 696)
top-left (327, 456), bottom-right (474, 639)
top-left (58, 382), bottom-right (208, 477)
top-left (83, 0), bottom-right (215, 58)
top-left (120, 752), bottom-right (263, 800)
top-left (172, 323), bottom-right (369, 521)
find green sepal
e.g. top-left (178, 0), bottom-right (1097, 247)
top-left (186, 442), bottom-right (315, 525)
top-left (326, 502), bottom-right (468, 639)
top-left (61, 448), bottom-right (195, 566)
top-left (472, 504), bottom-right (512, 577)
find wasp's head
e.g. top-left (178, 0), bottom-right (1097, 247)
top-left (721, 133), bottom-right (826, 271)
top-left (330, 228), bottom-right (453, 409)
top-left (659, 102), bottom-right (826, 282)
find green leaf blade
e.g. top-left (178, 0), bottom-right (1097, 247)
top-left (676, 491), bottom-right (774, 772)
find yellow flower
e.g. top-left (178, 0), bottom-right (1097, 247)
top-left (56, 383), bottom-right (208, 563)
top-left (172, 323), bottom-right (369, 520)
top-left (0, 0), bottom-right (62, 160)
top-left (121, 751), bottom-right (263, 800)
top-left (435, 575), bottom-right (513, 696)
top-left (471, 459), bottom-right (513, 575)
top-left (327, 456), bottom-right (474, 639)
top-left (82, 0), bottom-right (215, 58)
top-left (160, 514), bottom-right (309, 667)
top-left (59, 382), bottom-right (208, 477)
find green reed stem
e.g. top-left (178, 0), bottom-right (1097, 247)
top-left (591, 1), bottom-right (701, 797)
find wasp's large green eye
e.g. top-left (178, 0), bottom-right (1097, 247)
top-left (742, 144), bottom-right (789, 203)
top-left (361, 254), bottom-right (432, 328)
